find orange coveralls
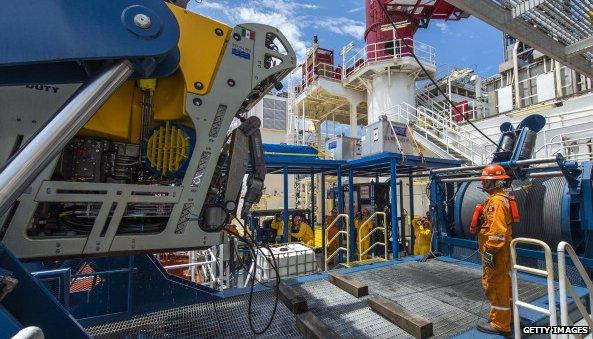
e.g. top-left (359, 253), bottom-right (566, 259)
top-left (479, 189), bottom-right (513, 332)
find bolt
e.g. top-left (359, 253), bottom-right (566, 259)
top-left (133, 14), bottom-right (151, 29)
top-left (233, 33), bottom-right (241, 41)
top-left (227, 79), bottom-right (236, 87)
top-left (193, 98), bottom-right (203, 106)
top-left (194, 82), bottom-right (203, 90)
top-left (215, 28), bottom-right (224, 36)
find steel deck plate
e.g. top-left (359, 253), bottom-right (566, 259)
top-left (86, 259), bottom-right (549, 338)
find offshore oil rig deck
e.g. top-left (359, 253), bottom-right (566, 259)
top-left (3, 0), bottom-right (593, 338)
top-left (85, 258), bottom-right (586, 339)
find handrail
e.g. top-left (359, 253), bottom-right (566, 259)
top-left (342, 37), bottom-right (436, 81)
top-left (386, 103), bottom-right (485, 163)
top-left (510, 238), bottom-right (557, 338)
top-left (324, 214), bottom-right (350, 271)
top-left (357, 212), bottom-right (388, 261)
top-left (557, 241), bottom-right (593, 337)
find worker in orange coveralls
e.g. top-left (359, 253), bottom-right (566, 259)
top-left (476, 164), bottom-right (514, 336)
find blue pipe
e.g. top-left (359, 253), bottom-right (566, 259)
top-left (283, 166), bottom-right (289, 243)
top-left (390, 159), bottom-right (398, 257)
top-left (348, 168), bottom-right (355, 262)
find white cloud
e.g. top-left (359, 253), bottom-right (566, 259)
top-left (189, 0), bottom-right (313, 61)
top-left (435, 22), bottom-right (449, 33)
top-left (198, 1), bottom-right (225, 10)
top-left (347, 7), bottom-right (363, 13)
top-left (315, 17), bottom-right (365, 40)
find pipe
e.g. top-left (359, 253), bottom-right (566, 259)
top-left (513, 41), bottom-right (521, 110)
top-left (440, 170), bottom-right (564, 183)
top-left (0, 60), bottom-right (134, 215)
top-left (433, 156), bottom-right (559, 175)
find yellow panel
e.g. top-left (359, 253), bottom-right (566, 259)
top-left (80, 81), bottom-right (135, 142)
top-left (152, 71), bottom-right (186, 121)
top-left (166, 3), bottom-right (231, 95)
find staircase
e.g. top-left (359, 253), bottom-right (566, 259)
top-left (383, 102), bottom-right (489, 164)
top-left (416, 86), bottom-right (448, 113)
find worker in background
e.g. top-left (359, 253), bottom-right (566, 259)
top-left (476, 164), bottom-right (513, 336)
top-left (412, 211), bottom-right (432, 256)
top-left (270, 213), bottom-right (284, 243)
top-left (357, 209), bottom-right (373, 260)
top-left (290, 214), bottom-right (315, 247)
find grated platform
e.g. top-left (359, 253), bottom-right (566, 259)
top-left (86, 289), bottom-right (301, 339)
top-left (86, 259), bottom-right (549, 338)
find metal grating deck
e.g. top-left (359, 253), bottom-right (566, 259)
top-left (86, 259), bottom-right (549, 338)
top-left (86, 289), bottom-right (301, 339)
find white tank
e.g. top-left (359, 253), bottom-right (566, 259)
top-left (368, 72), bottom-right (416, 124)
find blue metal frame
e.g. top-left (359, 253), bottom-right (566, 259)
top-left (390, 159), bottom-right (399, 256)
top-left (0, 242), bottom-right (88, 338)
top-left (0, 0), bottom-right (180, 84)
top-left (30, 268), bottom-right (71, 310)
top-left (283, 166), bottom-right (289, 243)
top-left (348, 168), bottom-right (355, 261)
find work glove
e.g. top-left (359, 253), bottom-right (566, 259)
top-left (483, 251), bottom-right (495, 268)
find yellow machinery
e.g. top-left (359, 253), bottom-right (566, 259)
top-left (0, 4), bottom-right (296, 259)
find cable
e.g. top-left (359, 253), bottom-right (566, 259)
top-left (374, 1), bottom-right (497, 147)
top-left (223, 215), bottom-right (281, 335)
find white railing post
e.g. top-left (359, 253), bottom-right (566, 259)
top-left (511, 238), bottom-right (557, 339)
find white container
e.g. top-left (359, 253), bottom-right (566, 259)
top-left (255, 243), bottom-right (316, 281)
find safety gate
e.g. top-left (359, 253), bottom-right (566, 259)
top-left (324, 214), bottom-right (350, 271)
top-left (357, 212), bottom-right (388, 262)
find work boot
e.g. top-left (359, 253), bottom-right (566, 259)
top-left (477, 320), bottom-right (511, 336)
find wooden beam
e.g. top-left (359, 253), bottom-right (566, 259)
top-left (327, 273), bottom-right (368, 298)
top-left (295, 311), bottom-right (340, 339)
top-left (368, 295), bottom-right (433, 339)
top-left (278, 282), bottom-right (308, 314)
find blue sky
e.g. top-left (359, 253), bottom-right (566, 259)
top-left (189, 0), bottom-right (504, 77)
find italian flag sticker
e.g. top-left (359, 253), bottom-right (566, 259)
top-left (242, 28), bottom-right (255, 40)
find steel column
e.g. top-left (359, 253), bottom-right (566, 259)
top-left (390, 159), bottom-right (398, 257)
top-left (408, 176), bottom-right (415, 254)
top-left (321, 173), bottom-right (326, 255)
top-left (283, 166), bottom-right (289, 243)
top-left (398, 180), bottom-right (405, 255)
top-left (337, 165), bottom-right (344, 263)
top-left (310, 171), bottom-right (315, 226)
top-left (0, 60), bottom-right (134, 215)
top-left (348, 168), bottom-right (355, 262)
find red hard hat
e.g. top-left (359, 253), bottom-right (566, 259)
top-left (480, 164), bottom-right (510, 180)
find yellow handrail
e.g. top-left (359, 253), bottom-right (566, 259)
top-left (358, 212), bottom-right (388, 261)
top-left (324, 214), bottom-right (350, 271)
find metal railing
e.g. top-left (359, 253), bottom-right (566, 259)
top-left (357, 212), bottom-right (388, 262)
top-left (384, 102), bottom-right (487, 164)
top-left (510, 238), bottom-right (557, 338)
top-left (558, 241), bottom-right (593, 337)
top-left (324, 213), bottom-right (350, 271)
top-left (342, 38), bottom-right (436, 80)
top-left (297, 60), bottom-right (342, 94)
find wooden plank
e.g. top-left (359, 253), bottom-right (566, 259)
top-left (278, 281), bottom-right (308, 314)
top-left (295, 311), bottom-right (340, 339)
top-left (368, 295), bottom-right (433, 339)
top-left (327, 272), bottom-right (368, 298)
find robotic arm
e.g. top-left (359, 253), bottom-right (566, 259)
top-left (200, 115), bottom-right (267, 232)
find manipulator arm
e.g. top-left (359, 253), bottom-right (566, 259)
top-left (199, 116), bottom-right (266, 232)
